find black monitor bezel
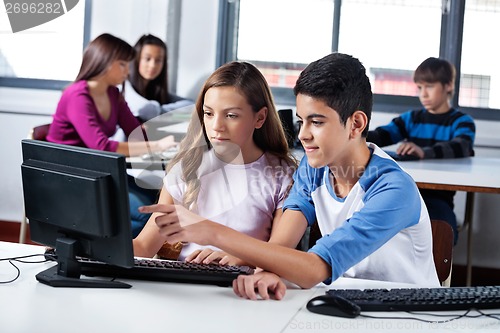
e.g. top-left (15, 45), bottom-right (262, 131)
top-left (21, 139), bottom-right (134, 288)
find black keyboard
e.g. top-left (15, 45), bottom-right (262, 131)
top-left (385, 150), bottom-right (420, 161)
top-left (81, 257), bottom-right (253, 287)
top-left (44, 249), bottom-right (253, 287)
top-left (326, 286), bottom-right (500, 312)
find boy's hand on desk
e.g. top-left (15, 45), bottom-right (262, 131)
top-left (233, 271), bottom-right (286, 301)
top-left (139, 204), bottom-right (211, 244)
top-left (397, 141), bottom-right (424, 159)
top-left (186, 248), bottom-right (246, 267)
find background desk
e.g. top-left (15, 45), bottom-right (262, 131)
top-left (400, 157), bottom-right (500, 286)
top-left (1, 242), bottom-right (499, 333)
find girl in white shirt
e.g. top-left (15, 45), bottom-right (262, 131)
top-left (126, 34), bottom-right (192, 122)
top-left (133, 61), bottom-right (296, 265)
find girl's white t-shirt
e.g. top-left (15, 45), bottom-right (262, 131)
top-left (164, 150), bottom-right (294, 260)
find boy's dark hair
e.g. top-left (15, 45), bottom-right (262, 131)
top-left (293, 53), bottom-right (373, 136)
top-left (413, 57), bottom-right (456, 97)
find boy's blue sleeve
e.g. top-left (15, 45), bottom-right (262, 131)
top-left (282, 156), bottom-right (320, 227)
top-left (309, 170), bottom-right (421, 284)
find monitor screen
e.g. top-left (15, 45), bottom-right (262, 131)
top-left (21, 139), bottom-right (134, 288)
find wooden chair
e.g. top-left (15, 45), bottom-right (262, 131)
top-left (19, 123), bottom-right (51, 243)
top-left (303, 219), bottom-right (454, 286)
top-left (430, 219), bottom-right (454, 286)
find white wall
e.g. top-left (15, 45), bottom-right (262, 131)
top-left (0, 88), bottom-right (61, 222)
top-left (1, 0), bottom-right (500, 270)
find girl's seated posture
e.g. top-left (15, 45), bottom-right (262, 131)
top-left (133, 61), bottom-right (296, 264)
top-left (46, 33), bottom-right (176, 237)
top-left (126, 34), bottom-right (193, 122)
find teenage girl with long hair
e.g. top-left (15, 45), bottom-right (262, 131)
top-left (126, 34), bottom-right (192, 122)
top-left (133, 61), bottom-right (296, 265)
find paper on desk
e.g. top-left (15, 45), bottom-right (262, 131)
top-left (157, 121), bottom-right (189, 134)
top-left (127, 169), bottom-right (165, 189)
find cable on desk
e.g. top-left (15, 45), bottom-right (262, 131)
top-left (359, 308), bottom-right (500, 323)
top-left (0, 253), bottom-right (47, 284)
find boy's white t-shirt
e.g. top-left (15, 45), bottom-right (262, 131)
top-left (284, 143), bottom-right (440, 287)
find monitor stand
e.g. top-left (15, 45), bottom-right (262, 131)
top-left (36, 237), bottom-right (131, 288)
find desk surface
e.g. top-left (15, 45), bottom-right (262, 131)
top-left (397, 156), bottom-right (500, 287)
top-left (1, 242), bottom-right (498, 333)
top-left (400, 157), bottom-right (500, 193)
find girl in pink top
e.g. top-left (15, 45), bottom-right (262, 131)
top-left (47, 33), bottom-right (176, 237)
top-left (47, 33), bottom-right (176, 155)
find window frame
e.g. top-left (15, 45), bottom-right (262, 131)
top-left (217, 0), bottom-right (500, 121)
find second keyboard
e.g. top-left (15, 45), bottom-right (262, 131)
top-left (326, 286), bottom-right (500, 312)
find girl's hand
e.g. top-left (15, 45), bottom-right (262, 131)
top-left (185, 248), bottom-right (247, 266)
top-left (156, 135), bottom-right (178, 152)
top-left (232, 271), bottom-right (287, 300)
top-left (396, 141), bottom-right (424, 159)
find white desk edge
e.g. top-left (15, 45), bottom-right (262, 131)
top-left (1, 242), bottom-right (498, 333)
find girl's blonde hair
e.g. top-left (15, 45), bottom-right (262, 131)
top-left (167, 61), bottom-right (296, 209)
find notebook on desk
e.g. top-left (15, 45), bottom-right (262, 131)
top-left (126, 147), bottom-right (178, 172)
top-left (141, 146), bottom-right (179, 161)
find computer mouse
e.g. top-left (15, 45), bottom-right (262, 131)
top-left (306, 294), bottom-right (361, 318)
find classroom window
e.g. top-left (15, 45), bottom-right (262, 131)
top-left (338, 0), bottom-right (441, 98)
top-left (237, 0), bottom-right (333, 89)
top-left (234, 0), bottom-right (441, 98)
top-left (223, 0), bottom-right (500, 118)
top-left (0, 0), bottom-right (88, 88)
top-left (460, 0), bottom-right (500, 109)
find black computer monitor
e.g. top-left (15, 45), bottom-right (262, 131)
top-left (278, 109), bottom-right (297, 148)
top-left (21, 139), bottom-right (134, 288)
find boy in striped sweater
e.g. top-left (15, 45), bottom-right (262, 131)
top-left (367, 57), bottom-right (476, 243)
